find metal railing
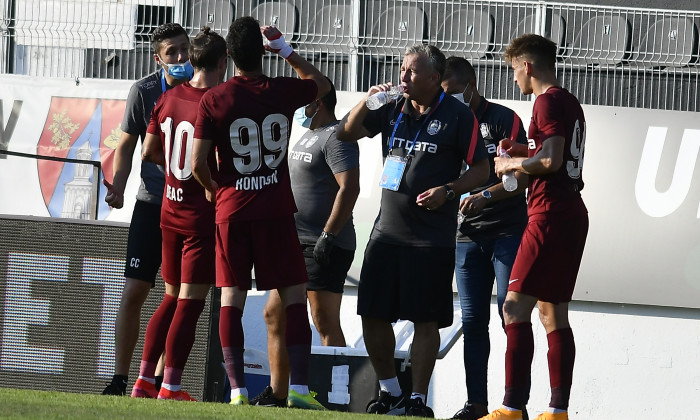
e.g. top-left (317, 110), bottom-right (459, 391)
top-left (1, 0), bottom-right (699, 111)
top-left (0, 149), bottom-right (102, 220)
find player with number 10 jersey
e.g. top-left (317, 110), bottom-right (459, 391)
top-left (148, 83), bottom-right (216, 236)
top-left (195, 76), bottom-right (318, 223)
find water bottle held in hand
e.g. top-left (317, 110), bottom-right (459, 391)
top-left (366, 85), bottom-right (404, 110)
top-left (499, 149), bottom-right (518, 192)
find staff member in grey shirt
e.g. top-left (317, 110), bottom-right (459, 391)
top-left (250, 78), bottom-right (360, 407)
top-left (102, 23), bottom-right (191, 397)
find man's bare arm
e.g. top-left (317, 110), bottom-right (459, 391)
top-left (104, 131), bottom-right (138, 208)
top-left (191, 137), bottom-right (217, 203)
top-left (141, 133), bottom-right (165, 166)
top-left (322, 168), bottom-right (360, 235)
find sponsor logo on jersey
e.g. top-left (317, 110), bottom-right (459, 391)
top-left (290, 150), bottom-right (313, 163)
top-left (388, 137), bottom-right (438, 153)
top-left (235, 170), bottom-right (279, 191)
top-left (427, 119), bottom-right (442, 135)
top-left (528, 138), bottom-right (537, 149)
top-left (37, 97), bottom-right (125, 220)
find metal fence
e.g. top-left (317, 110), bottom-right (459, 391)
top-left (1, 0), bottom-right (699, 111)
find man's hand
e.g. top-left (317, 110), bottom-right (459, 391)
top-left (103, 178), bottom-right (124, 209)
top-left (313, 232), bottom-right (335, 266)
top-left (261, 25), bottom-right (293, 59)
top-left (367, 82), bottom-right (396, 97)
top-left (459, 194), bottom-right (487, 217)
top-left (205, 179), bottom-right (218, 204)
top-left (498, 138), bottom-right (528, 157)
top-left (416, 186), bottom-right (448, 211)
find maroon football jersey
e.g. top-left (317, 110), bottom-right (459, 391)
top-left (194, 75), bottom-right (317, 223)
top-left (147, 82), bottom-right (215, 235)
top-left (526, 86), bottom-right (586, 215)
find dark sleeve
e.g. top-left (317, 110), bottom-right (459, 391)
top-left (324, 131), bottom-right (360, 174)
top-left (362, 102), bottom-right (395, 138)
top-left (146, 95), bottom-right (165, 136)
top-left (121, 82), bottom-right (145, 136)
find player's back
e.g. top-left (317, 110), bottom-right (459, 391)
top-left (152, 83), bottom-right (215, 235)
top-left (195, 75), bottom-right (317, 222)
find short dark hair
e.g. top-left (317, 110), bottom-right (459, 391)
top-left (405, 44), bottom-right (446, 80)
top-left (150, 23), bottom-right (188, 55)
top-left (319, 76), bottom-right (337, 111)
top-left (504, 34), bottom-right (557, 71)
top-left (226, 16), bottom-right (265, 72)
top-left (444, 56), bottom-right (476, 86)
top-left (189, 27), bottom-right (227, 71)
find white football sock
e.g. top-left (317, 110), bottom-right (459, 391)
top-left (378, 377), bottom-right (402, 397)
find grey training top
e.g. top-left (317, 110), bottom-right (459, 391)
top-left (289, 121), bottom-right (360, 250)
top-left (120, 70), bottom-right (166, 204)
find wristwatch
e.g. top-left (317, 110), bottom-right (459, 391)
top-left (444, 185), bottom-right (456, 201)
top-left (481, 190), bottom-right (492, 200)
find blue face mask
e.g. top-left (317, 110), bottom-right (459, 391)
top-left (294, 106), bottom-right (316, 128)
top-left (160, 56), bottom-right (194, 80)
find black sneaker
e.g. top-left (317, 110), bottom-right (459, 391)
top-left (101, 381), bottom-right (126, 396)
top-left (452, 402), bottom-right (489, 419)
top-left (405, 397), bottom-right (434, 418)
top-left (249, 386), bottom-right (286, 407)
top-left (366, 391), bottom-right (407, 415)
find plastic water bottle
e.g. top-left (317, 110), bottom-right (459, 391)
top-left (366, 85), bottom-right (404, 110)
top-left (500, 151), bottom-right (518, 192)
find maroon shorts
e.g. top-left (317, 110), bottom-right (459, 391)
top-left (508, 210), bottom-right (589, 303)
top-left (161, 227), bottom-right (215, 286)
top-left (215, 215), bottom-right (308, 290)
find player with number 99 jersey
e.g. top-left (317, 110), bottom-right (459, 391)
top-left (526, 86), bottom-right (586, 216)
top-left (147, 83), bottom-right (216, 235)
top-left (194, 75), bottom-right (318, 223)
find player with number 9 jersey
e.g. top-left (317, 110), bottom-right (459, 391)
top-left (194, 76), bottom-right (318, 223)
top-left (526, 86), bottom-right (586, 216)
top-left (147, 83), bottom-right (216, 235)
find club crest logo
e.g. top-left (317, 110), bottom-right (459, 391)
top-left (299, 135), bottom-right (319, 148)
top-left (37, 97), bottom-right (126, 220)
top-left (480, 123), bottom-right (492, 139)
top-left (427, 119), bottom-right (442, 135)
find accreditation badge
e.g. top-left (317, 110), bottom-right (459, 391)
top-left (378, 155), bottom-right (407, 191)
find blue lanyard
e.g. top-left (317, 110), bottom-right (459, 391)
top-left (160, 68), bottom-right (167, 93)
top-left (388, 91), bottom-right (445, 156)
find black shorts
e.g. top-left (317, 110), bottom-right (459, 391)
top-left (357, 240), bottom-right (454, 328)
top-left (124, 200), bottom-right (162, 286)
top-left (301, 244), bottom-right (355, 294)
